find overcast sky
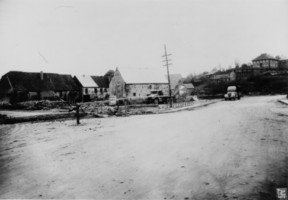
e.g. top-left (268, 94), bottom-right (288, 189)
top-left (0, 0), bottom-right (287, 78)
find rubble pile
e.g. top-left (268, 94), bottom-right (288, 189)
top-left (15, 100), bottom-right (70, 110)
top-left (79, 101), bottom-right (159, 117)
top-left (0, 101), bottom-right (12, 109)
top-left (79, 102), bottom-right (113, 115)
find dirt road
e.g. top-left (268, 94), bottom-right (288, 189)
top-left (1, 95), bottom-right (288, 199)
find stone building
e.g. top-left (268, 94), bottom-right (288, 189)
top-left (109, 68), bottom-right (169, 98)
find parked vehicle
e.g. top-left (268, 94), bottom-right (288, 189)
top-left (224, 86), bottom-right (241, 101)
top-left (146, 90), bottom-right (170, 104)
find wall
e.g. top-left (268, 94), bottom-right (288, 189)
top-left (109, 69), bottom-right (125, 98)
top-left (95, 88), bottom-right (109, 99)
top-left (82, 87), bottom-right (109, 99)
top-left (125, 83), bottom-right (169, 98)
top-left (109, 68), bottom-right (169, 98)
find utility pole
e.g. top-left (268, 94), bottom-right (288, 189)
top-left (162, 44), bottom-right (172, 108)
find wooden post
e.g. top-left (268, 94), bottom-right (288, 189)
top-left (76, 104), bottom-right (80, 125)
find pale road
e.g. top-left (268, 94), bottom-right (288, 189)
top-left (0, 96), bottom-right (288, 200)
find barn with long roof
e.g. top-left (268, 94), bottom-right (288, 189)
top-left (109, 68), bottom-right (169, 98)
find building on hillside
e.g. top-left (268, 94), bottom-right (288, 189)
top-left (234, 65), bottom-right (261, 81)
top-left (279, 59), bottom-right (288, 69)
top-left (0, 71), bottom-right (79, 102)
top-left (109, 68), bottom-right (169, 98)
top-left (252, 53), bottom-right (279, 69)
top-left (208, 70), bottom-right (235, 83)
top-left (91, 76), bottom-right (110, 99)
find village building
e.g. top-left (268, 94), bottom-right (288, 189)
top-left (235, 65), bottom-right (260, 81)
top-left (279, 59), bottom-right (288, 69)
top-left (0, 71), bottom-right (79, 102)
top-left (183, 83), bottom-right (195, 94)
top-left (109, 68), bottom-right (169, 98)
top-left (74, 75), bottom-right (99, 101)
top-left (169, 74), bottom-right (195, 96)
top-left (169, 74), bottom-right (183, 94)
top-left (208, 70), bottom-right (236, 83)
top-left (74, 75), bottom-right (110, 101)
top-left (252, 53), bottom-right (279, 69)
top-left (91, 76), bottom-right (110, 99)
top-left (173, 82), bottom-right (195, 97)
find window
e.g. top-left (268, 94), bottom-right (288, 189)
top-left (94, 88), bottom-right (97, 93)
top-left (100, 88), bottom-right (103, 94)
top-left (85, 88), bottom-right (88, 94)
top-left (133, 93), bottom-right (136, 96)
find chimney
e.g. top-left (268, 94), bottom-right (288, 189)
top-left (40, 71), bottom-right (44, 80)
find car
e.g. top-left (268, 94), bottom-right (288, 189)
top-left (146, 90), bottom-right (170, 104)
top-left (224, 86), bottom-right (241, 101)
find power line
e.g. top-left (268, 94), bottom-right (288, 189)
top-left (162, 44), bottom-right (172, 108)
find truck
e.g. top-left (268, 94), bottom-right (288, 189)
top-left (224, 86), bottom-right (241, 101)
top-left (146, 90), bottom-right (171, 104)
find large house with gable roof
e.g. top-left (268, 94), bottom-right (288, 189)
top-left (0, 71), bottom-right (79, 102)
top-left (109, 68), bottom-right (169, 98)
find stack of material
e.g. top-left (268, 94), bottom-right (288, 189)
top-left (16, 100), bottom-right (70, 110)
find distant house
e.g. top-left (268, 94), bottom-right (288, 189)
top-left (0, 71), bottom-right (78, 102)
top-left (183, 83), bottom-right (195, 94)
top-left (74, 75), bottom-right (99, 101)
top-left (279, 59), bottom-right (288, 69)
top-left (208, 70), bottom-right (234, 83)
top-left (173, 82), bottom-right (194, 96)
top-left (235, 65), bottom-right (259, 81)
top-left (91, 76), bottom-right (110, 99)
top-left (252, 53), bottom-right (279, 69)
top-left (169, 74), bottom-right (183, 93)
top-left (74, 75), bottom-right (110, 101)
top-left (109, 68), bottom-right (169, 98)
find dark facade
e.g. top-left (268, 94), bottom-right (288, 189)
top-left (0, 71), bottom-right (79, 102)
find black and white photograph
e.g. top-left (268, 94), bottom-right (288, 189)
top-left (0, 0), bottom-right (288, 199)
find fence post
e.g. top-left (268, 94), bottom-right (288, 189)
top-left (76, 103), bottom-right (80, 125)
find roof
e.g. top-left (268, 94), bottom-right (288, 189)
top-left (183, 83), bottom-right (194, 89)
top-left (117, 68), bottom-right (168, 84)
top-left (169, 74), bottom-right (183, 89)
top-left (0, 71), bottom-right (78, 92)
top-left (253, 53), bottom-right (277, 61)
top-left (213, 70), bottom-right (231, 75)
top-left (91, 76), bottom-right (109, 88)
top-left (74, 75), bottom-right (98, 87)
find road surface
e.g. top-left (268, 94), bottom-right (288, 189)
top-left (1, 95), bottom-right (288, 199)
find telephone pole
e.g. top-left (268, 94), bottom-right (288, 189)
top-left (162, 44), bottom-right (172, 107)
